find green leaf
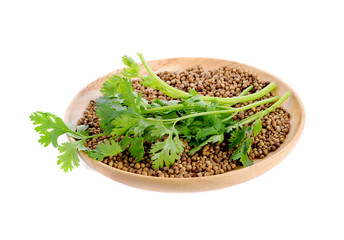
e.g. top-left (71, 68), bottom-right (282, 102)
top-left (196, 127), bottom-right (219, 141)
top-left (100, 74), bottom-right (122, 97)
top-left (121, 55), bottom-right (141, 78)
top-left (225, 121), bottom-right (238, 133)
top-left (231, 137), bottom-right (253, 167)
top-left (132, 119), bottom-right (153, 137)
top-left (150, 124), bottom-right (168, 139)
top-left (30, 111), bottom-right (76, 148)
top-left (121, 56), bottom-right (141, 77)
top-left (129, 137), bottom-right (144, 161)
top-left (89, 139), bottom-right (122, 161)
top-left (95, 96), bottom-right (130, 134)
top-left (239, 154), bottom-right (253, 167)
top-left (100, 75), bottom-right (141, 113)
top-left (119, 136), bottom-right (133, 149)
top-left (252, 119), bottom-right (262, 137)
top-left (228, 126), bottom-right (248, 149)
top-left (207, 100), bottom-right (219, 111)
top-left (98, 139), bottom-right (122, 157)
top-left (57, 140), bottom-right (86, 172)
top-left (204, 114), bottom-right (224, 133)
top-left (88, 150), bottom-right (105, 161)
top-left (111, 115), bottom-right (139, 137)
top-left (96, 102), bottom-right (122, 134)
top-left (189, 134), bottom-right (224, 155)
top-left (182, 93), bottom-right (207, 109)
top-left (76, 125), bottom-right (89, 136)
top-left (118, 79), bottom-right (140, 113)
top-left (150, 131), bottom-right (184, 169)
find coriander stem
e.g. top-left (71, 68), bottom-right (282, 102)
top-left (141, 104), bottom-right (185, 114)
top-left (84, 133), bottom-right (108, 139)
top-left (239, 92), bottom-right (291, 126)
top-left (142, 95), bottom-right (279, 115)
top-left (217, 96), bottom-right (279, 111)
top-left (239, 85), bottom-right (253, 96)
top-left (222, 112), bottom-right (238, 122)
top-left (142, 96), bottom-right (279, 123)
top-left (137, 53), bottom-right (190, 99)
top-left (201, 82), bottom-right (276, 104)
top-left (137, 53), bottom-right (276, 104)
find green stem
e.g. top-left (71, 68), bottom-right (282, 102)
top-left (84, 133), bottom-right (108, 139)
top-left (137, 53), bottom-right (189, 99)
top-left (239, 92), bottom-right (291, 126)
top-left (222, 112), bottom-right (238, 122)
top-left (239, 85), bottom-right (253, 96)
top-left (143, 95), bottom-right (279, 116)
top-left (201, 82), bottom-right (276, 104)
top-left (137, 53), bottom-right (276, 104)
top-left (143, 95), bottom-right (280, 123)
top-left (142, 104), bottom-right (185, 114)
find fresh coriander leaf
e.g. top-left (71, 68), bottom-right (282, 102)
top-left (96, 101), bottom-right (123, 134)
top-left (100, 74), bottom-right (122, 97)
top-left (57, 140), bottom-right (86, 172)
top-left (100, 75), bottom-right (141, 113)
top-left (76, 125), bottom-right (89, 136)
top-left (179, 125), bottom-right (192, 141)
top-left (98, 139), bottom-right (122, 157)
top-left (89, 139), bottom-right (122, 161)
top-left (30, 111), bottom-right (76, 148)
top-left (121, 55), bottom-right (141, 78)
top-left (122, 55), bottom-right (140, 69)
top-left (118, 78), bottom-right (140, 113)
top-left (252, 119), bottom-right (262, 137)
top-left (189, 134), bottom-right (224, 155)
top-left (88, 151), bottom-right (105, 161)
top-left (120, 136), bottom-right (133, 149)
top-left (225, 120), bottom-right (238, 133)
top-left (150, 132), bottom-right (184, 169)
top-left (231, 137), bottom-right (253, 167)
top-left (96, 95), bottom-right (124, 107)
top-left (129, 137), bottom-right (144, 161)
top-left (207, 100), bottom-right (219, 111)
top-left (228, 126), bottom-right (248, 149)
top-left (204, 114), bottom-right (224, 133)
top-left (150, 124), bottom-right (169, 139)
top-left (132, 119), bottom-right (152, 137)
top-left (196, 127), bottom-right (219, 141)
top-left (239, 154), bottom-right (253, 167)
top-left (111, 115), bottom-right (139, 137)
top-left (183, 93), bottom-right (207, 109)
top-left (139, 97), bottom-right (150, 111)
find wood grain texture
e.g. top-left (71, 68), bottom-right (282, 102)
top-left (65, 57), bottom-right (305, 192)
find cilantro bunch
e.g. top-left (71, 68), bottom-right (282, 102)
top-left (30, 54), bottom-right (290, 172)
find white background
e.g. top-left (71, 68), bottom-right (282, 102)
top-left (1, 0), bottom-right (343, 239)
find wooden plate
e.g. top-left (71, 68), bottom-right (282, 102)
top-left (65, 57), bottom-right (305, 192)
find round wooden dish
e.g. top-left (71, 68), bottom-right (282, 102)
top-left (65, 57), bottom-right (305, 192)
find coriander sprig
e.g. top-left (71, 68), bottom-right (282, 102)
top-left (30, 53), bottom-right (290, 172)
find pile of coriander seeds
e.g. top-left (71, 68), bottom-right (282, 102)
top-left (77, 66), bottom-right (290, 178)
